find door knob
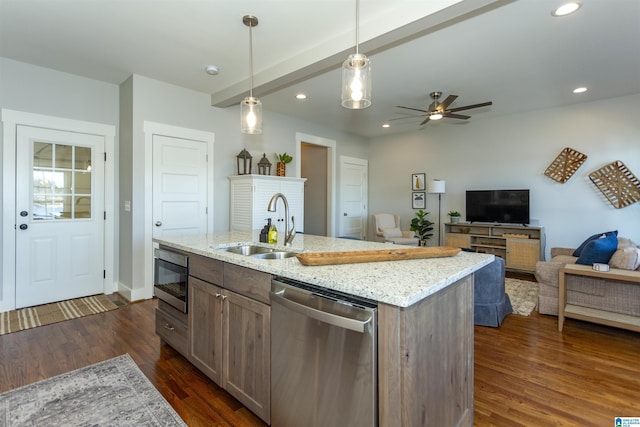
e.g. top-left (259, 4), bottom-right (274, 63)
top-left (343, 212), bottom-right (348, 216)
top-left (155, 221), bottom-right (162, 227)
top-left (19, 224), bottom-right (28, 230)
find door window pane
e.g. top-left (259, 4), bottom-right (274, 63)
top-left (32, 142), bottom-right (92, 220)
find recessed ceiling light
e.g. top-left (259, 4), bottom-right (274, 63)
top-left (205, 65), bottom-right (219, 75)
top-left (552, 2), bottom-right (581, 17)
top-left (295, 93), bottom-right (307, 100)
top-left (573, 86), bottom-right (588, 93)
top-left (382, 123), bottom-right (390, 128)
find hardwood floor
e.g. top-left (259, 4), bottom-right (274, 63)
top-left (1, 296), bottom-right (638, 426)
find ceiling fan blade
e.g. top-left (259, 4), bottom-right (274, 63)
top-left (448, 101), bottom-right (493, 113)
top-left (388, 115), bottom-right (421, 121)
top-left (437, 95), bottom-right (458, 111)
top-left (397, 106), bottom-right (429, 113)
top-left (419, 116), bottom-right (431, 126)
top-left (444, 113), bottom-right (470, 120)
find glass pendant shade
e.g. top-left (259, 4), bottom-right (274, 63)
top-left (341, 53), bottom-right (371, 109)
top-left (241, 96), bottom-right (262, 134)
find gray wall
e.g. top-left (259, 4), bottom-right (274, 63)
top-left (368, 93), bottom-right (640, 258)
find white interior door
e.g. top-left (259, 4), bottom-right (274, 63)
top-left (15, 125), bottom-right (105, 308)
top-left (339, 156), bottom-right (368, 239)
top-left (152, 135), bottom-right (208, 239)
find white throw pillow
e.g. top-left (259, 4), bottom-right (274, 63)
top-left (609, 247), bottom-right (640, 270)
top-left (382, 227), bottom-right (403, 238)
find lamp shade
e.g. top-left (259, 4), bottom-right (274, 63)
top-left (341, 53), bottom-right (371, 109)
top-left (240, 96), bottom-right (262, 134)
top-left (428, 179), bottom-right (446, 194)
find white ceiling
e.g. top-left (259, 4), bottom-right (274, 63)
top-left (1, 0), bottom-right (639, 138)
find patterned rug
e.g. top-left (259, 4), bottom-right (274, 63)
top-left (0, 354), bottom-right (186, 426)
top-left (505, 278), bottom-right (539, 316)
top-left (0, 294), bottom-right (120, 336)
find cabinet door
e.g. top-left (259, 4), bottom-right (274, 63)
top-left (223, 290), bottom-right (271, 424)
top-left (188, 276), bottom-right (223, 383)
top-left (446, 234), bottom-right (471, 249)
top-left (506, 238), bottom-right (540, 272)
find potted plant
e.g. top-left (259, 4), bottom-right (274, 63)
top-left (410, 210), bottom-right (434, 247)
top-left (275, 152), bottom-right (293, 176)
top-left (448, 210), bottom-right (461, 224)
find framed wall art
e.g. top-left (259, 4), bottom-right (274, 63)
top-left (412, 192), bottom-right (426, 209)
top-left (412, 173), bottom-right (425, 191)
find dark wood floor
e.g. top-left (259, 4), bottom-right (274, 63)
top-left (1, 295), bottom-right (638, 426)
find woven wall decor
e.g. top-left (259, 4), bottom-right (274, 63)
top-left (543, 147), bottom-right (588, 183)
top-left (589, 161), bottom-right (640, 209)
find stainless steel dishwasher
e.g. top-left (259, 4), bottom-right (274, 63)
top-left (270, 277), bottom-right (377, 427)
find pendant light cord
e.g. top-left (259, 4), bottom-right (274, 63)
top-left (249, 21), bottom-right (254, 98)
top-left (355, 0), bottom-right (360, 55)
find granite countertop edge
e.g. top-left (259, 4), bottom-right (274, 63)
top-left (154, 231), bottom-right (494, 308)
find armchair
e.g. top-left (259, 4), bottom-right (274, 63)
top-left (373, 213), bottom-right (419, 245)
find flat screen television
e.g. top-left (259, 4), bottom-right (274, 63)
top-left (465, 189), bottom-right (530, 225)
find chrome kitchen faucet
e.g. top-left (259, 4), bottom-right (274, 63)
top-left (267, 193), bottom-right (296, 246)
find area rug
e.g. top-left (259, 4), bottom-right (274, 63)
top-left (0, 353), bottom-right (186, 426)
top-left (505, 278), bottom-right (539, 316)
top-left (0, 294), bottom-right (119, 336)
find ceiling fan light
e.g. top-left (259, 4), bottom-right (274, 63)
top-left (241, 96), bottom-right (262, 134)
top-left (430, 112), bottom-right (443, 120)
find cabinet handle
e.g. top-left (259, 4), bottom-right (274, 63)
top-left (163, 323), bottom-right (175, 331)
top-left (215, 293), bottom-right (222, 298)
top-left (221, 295), bottom-right (228, 300)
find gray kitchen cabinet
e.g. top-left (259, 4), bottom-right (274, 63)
top-left (184, 255), bottom-right (271, 424)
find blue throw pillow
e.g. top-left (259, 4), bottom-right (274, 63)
top-left (572, 230), bottom-right (618, 257)
top-left (575, 234), bottom-right (618, 265)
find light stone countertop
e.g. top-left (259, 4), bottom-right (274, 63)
top-left (154, 231), bottom-right (494, 308)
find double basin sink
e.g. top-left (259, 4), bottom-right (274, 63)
top-left (217, 244), bottom-right (297, 260)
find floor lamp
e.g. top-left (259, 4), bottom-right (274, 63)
top-left (428, 179), bottom-right (446, 245)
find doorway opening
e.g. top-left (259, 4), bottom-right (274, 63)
top-left (301, 143), bottom-right (328, 235)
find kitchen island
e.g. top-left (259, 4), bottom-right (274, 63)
top-left (155, 231), bottom-right (493, 426)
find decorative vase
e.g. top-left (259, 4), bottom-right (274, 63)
top-left (450, 216), bottom-right (460, 224)
top-left (418, 239), bottom-right (427, 247)
top-left (276, 162), bottom-right (286, 177)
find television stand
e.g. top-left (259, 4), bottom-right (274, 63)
top-left (444, 223), bottom-right (545, 273)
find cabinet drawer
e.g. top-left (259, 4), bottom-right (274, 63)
top-left (189, 253), bottom-right (224, 285)
top-left (224, 263), bottom-right (272, 305)
top-left (156, 308), bottom-right (188, 356)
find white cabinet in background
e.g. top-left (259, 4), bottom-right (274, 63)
top-left (229, 175), bottom-right (306, 237)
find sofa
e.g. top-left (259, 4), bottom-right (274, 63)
top-left (535, 235), bottom-right (640, 316)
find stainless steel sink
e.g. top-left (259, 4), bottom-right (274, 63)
top-left (218, 245), bottom-right (278, 256)
top-left (251, 251), bottom-right (297, 260)
top-left (217, 244), bottom-right (297, 259)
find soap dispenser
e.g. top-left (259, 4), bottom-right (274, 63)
top-left (268, 219), bottom-right (278, 244)
top-left (259, 219), bottom-right (270, 243)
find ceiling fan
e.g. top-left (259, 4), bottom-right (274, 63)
top-left (395, 91), bottom-right (493, 126)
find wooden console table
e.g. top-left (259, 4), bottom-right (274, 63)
top-left (558, 264), bottom-right (640, 332)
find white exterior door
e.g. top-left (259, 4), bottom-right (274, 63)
top-left (152, 134), bottom-right (208, 239)
top-left (339, 156), bottom-right (368, 239)
top-left (15, 125), bottom-right (105, 308)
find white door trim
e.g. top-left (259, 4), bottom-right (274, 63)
top-left (295, 132), bottom-right (336, 237)
top-left (1, 109), bottom-right (116, 312)
top-left (142, 121), bottom-right (214, 302)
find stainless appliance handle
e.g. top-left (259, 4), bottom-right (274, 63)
top-left (154, 248), bottom-right (188, 268)
top-left (270, 289), bottom-right (372, 333)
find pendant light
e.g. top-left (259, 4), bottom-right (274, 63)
top-left (241, 15), bottom-right (262, 134)
top-left (341, 0), bottom-right (371, 109)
